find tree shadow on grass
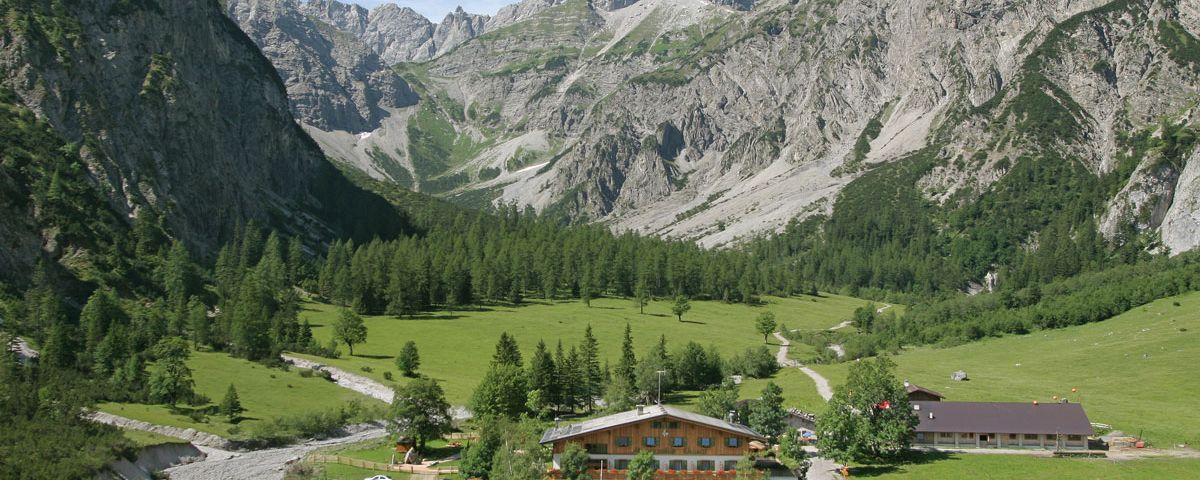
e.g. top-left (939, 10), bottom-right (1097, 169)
top-left (400, 314), bottom-right (465, 321)
top-left (352, 354), bottom-right (394, 360)
top-left (678, 320), bottom-right (707, 325)
top-left (849, 451), bottom-right (956, 478)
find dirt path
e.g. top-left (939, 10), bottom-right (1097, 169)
top-left (282, 354), bottom-right (395, 403)
top-left (773, 332), bottom-right (833, 401)
top-left (165, 423), bottom-right (387, 480)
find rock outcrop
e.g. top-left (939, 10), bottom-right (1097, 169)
top-left (0, 0), bottom-right (408, 268)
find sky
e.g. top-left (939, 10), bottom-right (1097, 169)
top-left (347, 0), bottom-right (514, 21)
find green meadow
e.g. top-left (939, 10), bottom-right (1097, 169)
top-left (812, 291), bottom-right (1200, 447)
top-left (99, 350), bottom-right (382, 438)
top-left (293, 293), bottom-right (869, 405)
top-left (843, 453), bottom-right (1200, 479)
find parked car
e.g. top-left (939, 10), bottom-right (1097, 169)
top-left (364, 476), bottom-right (392, 480)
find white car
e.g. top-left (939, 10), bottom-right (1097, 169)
top-left (364, 476), bottom-right (392, 480)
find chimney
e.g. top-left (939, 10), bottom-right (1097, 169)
top-left (903, 379), bottom-right (911, 387)
top-left (636, 405), bottom-right (645, 415)
top-left (554, 417), bottom-right (561, 428)
top-left (727, 410), bottom-right (738, 424)
top-left (928, 412), bottom-right (934, 419)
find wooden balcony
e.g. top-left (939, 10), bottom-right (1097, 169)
top-left (549, 469), bottom-right (739, 480)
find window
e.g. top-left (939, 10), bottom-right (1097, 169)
top-left (614, 460), bottom-right (630, 470)
top-left (1067, 435), bottom-right (1083, 441)
top-left (585, 443), bottom-right (608, 454)
top-left (643, 436), bottom-right (658, 447)
top-left (723, 460), bottom-right (739, 471)
top-left (671, 437), bottom-right (686, 447)
top-left (726, 437), bottom-right (740, 448)
top-left (696, 460), bottom-right (715, 471)
top-left (668, 421), bottom-right (680, 429)
top-left (615, 436), bottom-right (632, 447)
top-left (915, 432), bottom-right (926, 442)
top-left (668, 460), bottom-right (687, 471)
top-left (652, 421), bottom-right (663, 428)
top-left (1024, 434), bottom-right (1039, 440)
top-left (939, 432), bottom-right (953, 438)
top-left (1009, 434), bottom-right (1018, 440)
top-left (698, 437), bottom-right (713, 447)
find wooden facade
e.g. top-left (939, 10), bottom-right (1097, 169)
top-left (542, 406), bottom-right (765, 475)
top-left (549, 415), bottom-right (756, 457)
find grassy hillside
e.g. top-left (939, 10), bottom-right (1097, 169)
top-left (99, 351), bottom-right (382, 439)
top-left (812, 292), bottom-right (1200, 447)
top-left (847, 453), bottom-right (1200, 479)
top-left (293, 293), bottom-right (868, 404)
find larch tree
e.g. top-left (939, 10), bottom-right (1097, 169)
top-left (755, 311), bottom-right (777, 344)
top-left (396, 340), bottom-right (420, 377)
top-left (332, 308), bottom-right (367, 356)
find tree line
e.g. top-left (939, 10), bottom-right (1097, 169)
top-left (314, 206), bottom-right (812, 315)
top-left (465, 325), bottom-right (781, 421)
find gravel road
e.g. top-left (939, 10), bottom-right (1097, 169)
top-left (165, 423), bottom-right (387, 480)
top-left (773, 332), bottom-right (833, 401)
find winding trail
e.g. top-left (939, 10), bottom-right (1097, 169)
top-left (773, 331), bottom-right (833, 401)
top-left (826, 304), bottom-right (889, 358)
top-left (282, 354), bottom-right (473, 419)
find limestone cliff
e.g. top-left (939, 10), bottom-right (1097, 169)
top-left (0, 0), bottom-right (407, 281)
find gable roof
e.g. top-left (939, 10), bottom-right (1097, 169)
top-left (905, 383), bottom-right (945, 399)
top-left (913, 401), bottom-right (1094, 436)
top-left (540, 404), bottom-right (765, 444)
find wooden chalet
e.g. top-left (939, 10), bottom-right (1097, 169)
top-left (540, 404), bottom-right (765, 479)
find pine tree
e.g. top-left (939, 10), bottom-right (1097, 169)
top-left (220, 384), bottom-right (244, 422)
top-left (396, 340), bottom-right (420, 377)
top-left (163, 240), bottom-right (196, 314)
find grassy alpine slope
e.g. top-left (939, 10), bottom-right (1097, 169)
top-left (812, 291), bottom-right (1200, 447)
top-left (292, 293), bottom-right (867, 405)
top-left (846, 453), bottom-right (1200, 479)
top-left (98, 350), bottom-right (383, 439)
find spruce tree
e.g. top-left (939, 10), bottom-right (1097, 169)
top-left (579, 325), bottom-right (602, 411)
top-left (526, 340), bottom-right (556, 416)
top-left (616, 323), bottom-right (637, 386)
top-left (491, 332), bottom-right (522, 367)
top-left (749, 382), bottom-right (787, 442)
top-left (220, 384), bottom-right (244, 422)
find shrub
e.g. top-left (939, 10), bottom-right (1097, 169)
top-left (383, 371), bottom-right (394, 381)
top-left (298, 369), bottom-right (314, 378)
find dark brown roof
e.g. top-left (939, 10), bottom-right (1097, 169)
top-left (913, 401), bottom-right (1094, 436)
top-left (905, 383), bottom-right (945, 399)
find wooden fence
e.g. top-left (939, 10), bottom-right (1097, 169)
top-left (306, 454), bottom-right (459, 474)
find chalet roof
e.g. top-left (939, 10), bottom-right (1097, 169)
top-left (539, 404), bottom-right (765, 444)
top-left (913, 401), bottom-right (1094, 436)
top-left (905, 383), bottom-right (945, 399)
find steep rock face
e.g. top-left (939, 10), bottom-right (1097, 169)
top-left (226, 0), bottom-right (417, 132)
top-left (1162, 144), bottom-right (1200, 254)
top-left (0, 0), bottom-right (406, 268)
top-left (237, 0), bottom-right (1200, 255)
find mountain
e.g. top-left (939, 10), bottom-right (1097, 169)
top-left (227, 0), bottom-right (1200, 264)
top-left (0, 0), bottom-right (408, 286)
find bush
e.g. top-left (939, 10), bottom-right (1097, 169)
top-left (298, 368), bottom-right (314, 378)
top-left (360, 366), bottom-right (373, 373)
top-left (383, 371), bottom-right (393, 381)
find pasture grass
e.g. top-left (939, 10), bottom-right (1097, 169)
top-left (843, 452), bottom-right (1200, 479)
top-left (294, 293), bottom-right (869, 405)
top-left (811, 291), bottom-right (1200, 447)
top-left (99, 350), bottom-right (381, 438)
